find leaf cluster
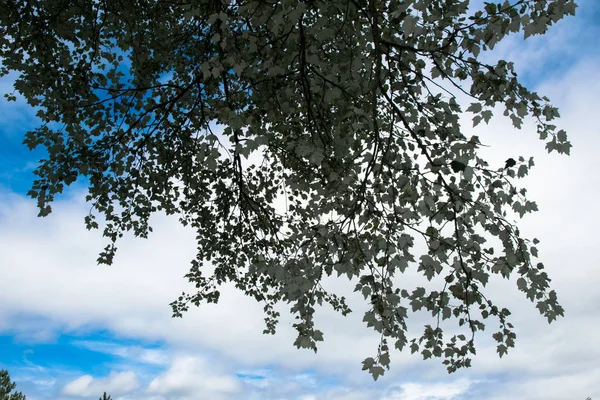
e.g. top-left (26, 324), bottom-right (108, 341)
top-left (0, 0), bottom-right (574, 380)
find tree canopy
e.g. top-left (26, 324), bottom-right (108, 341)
top-left (0, 370), bottom-right (26, 400)
top-left (0, 0), bottom-right (575, 380)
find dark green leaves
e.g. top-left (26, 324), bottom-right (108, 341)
top-left (504, 158), bottom-right (517, 169)
top-left (0, 369), bottom-right (27, 400)
top-left (0, 0), bottom-right (573, 381)
top-left (451, 160), bottom-right (467, 173)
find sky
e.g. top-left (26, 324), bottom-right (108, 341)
top-left (1, 1), bottom-right (599, 399)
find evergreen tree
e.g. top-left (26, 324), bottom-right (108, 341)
top-left (0, 370), bottom-right (26, 400)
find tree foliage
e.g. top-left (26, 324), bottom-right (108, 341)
top-left (0, 370), bottom-right (26, 400)
top-left (99, 392), bottom-right (112, 400)
top-left (0, 0), bottom-right (575, 379)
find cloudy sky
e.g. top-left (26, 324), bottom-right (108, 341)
top-left (1, 1), bottom-right (599, 399)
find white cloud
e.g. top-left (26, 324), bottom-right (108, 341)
top-left (298, 395), bottom-right (317, 400)
top-left (380, 380), bottom-right (472, 400)
top-left (72, 341), bottom-right (169, 366)
top-left (62, 371), bottom-right (140, 397)
top-left (305, 387), bottom-right (378, 400)
top-left (146, 355), bottom-right (241, 399)
top-left (484, 366), bottom-right (600, 400)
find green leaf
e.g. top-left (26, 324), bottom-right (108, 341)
top-left (466, 102), bottom-right (482, 113)
top-left (497, 344), bottom-right (508, 358)
top-left (451, 160), bottom-right (467, 173)
top-left (361, 357), bottom-right (375, 370)
top-left (504, 158), bottom-right (517, 169)
top-left (371, 366), bottom-right (385, 381)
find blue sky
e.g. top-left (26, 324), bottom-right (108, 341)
top-left (1, 1), bottom-right (600, 399)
